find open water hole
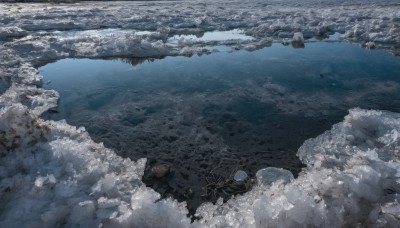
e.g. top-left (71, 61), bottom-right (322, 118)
top-left (39, 42), bottom-right (400, 213)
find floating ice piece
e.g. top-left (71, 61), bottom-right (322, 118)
top-left (291, 32), bottom-right (305, 48)
top-left (233, 170), bottom-right (248, 182)
top-left (365, 41), bottom-right (376, 49)
top-left (327, 32), bottom-right (341, 41)
top-left (256, 167), bottom-right (294, 186)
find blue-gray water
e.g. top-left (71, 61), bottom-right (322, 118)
top-left (0, 80), bottom-right (9, 95)
top-left (40, 42), bottom-right (400, 211)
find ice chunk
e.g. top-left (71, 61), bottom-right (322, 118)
top-left (291, 32), bottom-right (305, 48)
top-left (0, 104), bottom-right (49, 155)
top-left (256, 167), bottom-right (294, 186)
top-left (0, 27), bottom-right (27, 40)
top-left (365, 41), bottom-right (376, 49)
top-left (233, 170), bottom-right (248, 182)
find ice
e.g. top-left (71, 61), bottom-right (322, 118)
top-left (167, 29), bottom-right (254, 45)
top-left (1, 0), bottom-right (399, 65)
top-left (0, 104), bottom-right (190, 227)
top-left (0, 26), bottom-right (27, 40)
top-left (291, 32), bottom-right (305, 48)
top-left (52, 29), bottom-right (156, 39)
top-left (198, 109), bottom-right (400, 227)
top-left (3, 105), bottom-right (398, 227)
top-left (297, 108), bottom-right (400, 166)
top-left (233, 170), bottom-right (248, 182)
top-left (256, 167), bottom-right (294, 186)
top-left (195, 108), bottom-right (400, 227)
top-left (1, 0), bottom-right (400, 227)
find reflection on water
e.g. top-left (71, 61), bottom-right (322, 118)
top-left (118, 57), bottom-right (165, 67)
top-left (40, 42), bottom-right (400, 212)
top-left (207, 45), bottom-right (233, 52)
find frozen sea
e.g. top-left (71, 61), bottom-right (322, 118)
top-left (1, 1), bottom-right (400, 227)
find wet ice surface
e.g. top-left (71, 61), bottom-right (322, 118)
top-left (40, 42), bottom-right (400, 212)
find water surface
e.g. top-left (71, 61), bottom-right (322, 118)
top-left (0, 78), bottom-right (10, 95)
top-left (40, 42), bottom-right (400, 212)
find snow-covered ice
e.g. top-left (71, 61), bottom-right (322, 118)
top-left (167, 29), bottom-right (254, 45)
top-left (1, 0), bottom-right (400, 227)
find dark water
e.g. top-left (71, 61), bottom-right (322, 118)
top-left (40, 42), bottom-right (400, 213)
top-left (0, 77), bottom-right (10, 95)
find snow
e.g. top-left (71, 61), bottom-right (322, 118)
top-left (0, 0), bottom-right (400, 227)
top-left (168, 29), bottom-right (254, 45)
